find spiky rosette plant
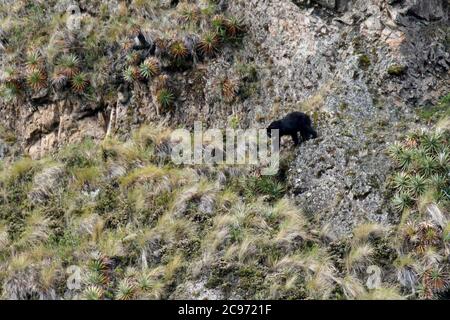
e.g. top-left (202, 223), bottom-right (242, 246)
top-left (85, 271), bottom-right (108, 287)
top-left (88, 256), bottom-right (109, 274)
top-left (170, 40), bottom-right (189, 60)
top-left (211, 15), bottom-right (245, 41)
top-left (26, 69), bottom-right (47, 90)
top-left (1, 67), bottom-right (22, 100)
top-left (404, 131), bottom-right (420, 149)
top-left (398, 148), bottom-right (416, 170)
top-left (157, 88), bottom-right (174, 110)
top-left (197, 32), bottom-right (220, 57)
top-left (408, 174), bottom-right (427, 197)
top-left (389, 127), bottom-right (449, 211)
top-left (136, 273), bottom-right (152, 293)
top-left (417, 155), bottom-right (439, 178)
top-left (391, 172), bottom-right (410, 193)
top-left (388, 142), bottom-right (404, 163)
top-left (421, 267), bottom-right (449, 296)
top-left (429, 174), bottom-right (447, 191)
top-left (2, 67), bottom-right (21, 83)
top-left (57, 54), bottom-right (80, 78)
top-left (123, 66), bottom-right (140, 83)
top-left (71, 72), bottom-right (89, 93)
top-left (115, 278), bottom-right (136, 300)
top-left (224, 17), bottom-right (245, 39)
top-left (415, 222), bottom-right (441, 254)
top-left (82, 285), bottom-right (104, 300)
top-left (392, 193), bottom-right (414, 213)
top-left (25, 50), bottom-right (45, 72)
top-left (0, 81), bottom-right (21, 102)
top-left (126, 52), bottom-right (141, 66)
top-left (178, 3), bottom-right (200, 25)
top-left (420, 131), bottom-right (444, 154)
top-left (139, 57), bottom-right (160, 79)
top-left (436, 149), bottom-right (449, 171)
top-left (211, 14), bottom-right (227, 33)
top-left (401, 221), bottom-right (418, 248)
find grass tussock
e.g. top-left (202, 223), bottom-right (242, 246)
top-left (0, 116), bottom-right (448, 299)
top-left (0, 125), bottom-right (344, 300)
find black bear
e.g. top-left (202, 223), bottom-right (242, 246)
top-left (267, 112), bottom-right (318, 146)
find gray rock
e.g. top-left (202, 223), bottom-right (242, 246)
top-left (226, 0), bottom-right (449, 238)
top-left (0, 139), bottom-right (7, 159)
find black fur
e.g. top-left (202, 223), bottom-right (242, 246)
top-left (267, 112), bottom-right (318, 146)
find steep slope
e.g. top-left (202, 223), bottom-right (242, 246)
top-left (226, 0), bottom-right (449, 237)
top-left (0, 0), bottom-right (449, 300)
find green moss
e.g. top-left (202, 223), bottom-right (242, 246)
top-left (339, 102), bottom-right (349, 111)
top-left (416, 93), bottom-right (450, 123)
top-left (387, 64), bottom-right (407, 76)
top-left (237, 266), bottom-right (266, 297)
top-left (358, 55), bottom-right (371, 70)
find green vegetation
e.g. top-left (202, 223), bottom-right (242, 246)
top-left (1, 119), bottom-right (447, 300)
top-left (387, 64), bottom-right (407, 76)
top-left (417, 93), bottom-right (450, 124)
top-left (156, 88), bottom-right (175, 110)
top-left (139, 58), bottom-right (160, 79)
top-left (0, 1), bottom-right (448, 301)
top-left (0, 1), bottom-right (246, 112)
top-left (358, 55), bottom-right (371, 70)
top-left (386, 118), bottom-right (449, 299)
top-left (0, 126), bottom-right (336, 299)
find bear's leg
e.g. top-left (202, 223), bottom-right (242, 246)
top-left (301, 126), bottom-right (317, 141)
top-left (306, 126), bottom-right (318, 139)
top-left (300, 130), bottom-right (308, 142)
top-left (291, 132), bottom-right (300, 146)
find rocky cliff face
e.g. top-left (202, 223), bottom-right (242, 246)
top-left (227, 0), bottom-right (449, 237)
top-left (0, 0), bottom-right (449, 238)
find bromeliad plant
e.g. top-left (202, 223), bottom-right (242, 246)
top-left (178, 3), bottom-right (200, 26)
top-left (197, 31), bottom-right (220, 58)
top-left (27, 69), bottom-right (47, 91)
top-left (169, 40), bottom-right (189, 61)
top-left (388, 128), bottom-right (449, 210)
top-left (123, 66), bottom-right (140, 83)
top-left (71, 72), bottom-right (89, 93)
top-left (0, 67), bottom-right (22, 101)
top-left (57, 54), bottom-right (80, 78)
top-left (25, 50), bottom-right (45, 72)
top-left (389, 124), bottom-right (450, 299)
top-left (212, 15), bottom-right (245, 42)
top-left (224, 17), bottom-right (246, 40)
top-left (139, 57), bottom-right (161, 79)
top-left (126, 52), bottom-right (141, 66)
top-left (0, 81), bottom-right (21, 102)
top-left (156, 88), bottom-right (174, 110)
